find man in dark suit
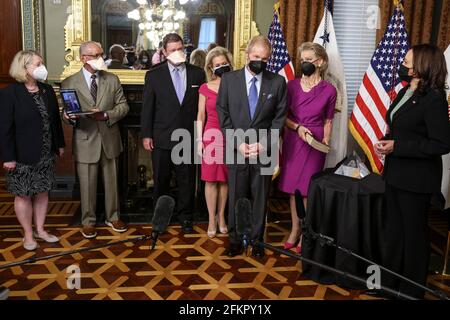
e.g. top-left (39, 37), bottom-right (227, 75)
top-left (141, 33), bottom-right (206, 233)
top-left (107, 44), bottom-right (130, 70)
top-left (217, 36), bottom-right (287, 258)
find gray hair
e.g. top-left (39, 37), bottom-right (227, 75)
top-left (79, 41), bottom-right (103, 56)
top-left (245, 35), bottom-right (272, 55)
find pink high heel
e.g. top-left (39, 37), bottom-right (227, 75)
top-left (295, 235), bottom-right (303, 254)
top-left (284, 241), bottom-right (296, 250)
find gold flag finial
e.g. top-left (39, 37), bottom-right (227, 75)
top-left (394, 0), bottom-right (404, 10)
top-left (274, 2), bottom-right (281, 15)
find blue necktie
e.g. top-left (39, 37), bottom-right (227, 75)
top-left (173, 67), bottom-right (185, 104)
top-left (248, 77), bottom-right (258, 119)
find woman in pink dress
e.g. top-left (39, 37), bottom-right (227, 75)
top-left (196, 47), bottom-right (233, 238)
top-left (278, 42), bottom-right (337, 252)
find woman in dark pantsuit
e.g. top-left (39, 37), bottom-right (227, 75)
top-left (375, 44), bottom-right (450, 298)
top-left (0, 50), bottom-right (65, 250)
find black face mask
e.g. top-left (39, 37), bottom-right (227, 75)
top-left (398, 64), bottom-right (413, 83)
top-left (213, 64), bottom-right (231, 78)
top-left (248, 60), bottom-right (267, 75)
top-left (301, 61), bottom-right (316, 76)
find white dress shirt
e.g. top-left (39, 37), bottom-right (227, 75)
top-left (82, 67), bottom-right (99, 91)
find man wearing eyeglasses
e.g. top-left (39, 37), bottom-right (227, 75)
top-left (61, 41), bottom-right (129, 239)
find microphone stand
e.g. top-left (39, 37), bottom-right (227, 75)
top-left (303, 227), bottom-right (449, 300)
top-left (0, 233), bottom-right (159, 271)
top-left (252, 240), bottom-right (418, 300)
top-left (0, 286), bottom-right (9, 300)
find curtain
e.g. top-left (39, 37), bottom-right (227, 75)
top-left (279, 0), bottom-right (325, 70)
top-left (198, 18), bottom-right (217, 49)
top-left (437, 0), bottom-right (450, 50)
top-left (377, 0), bottom-right (449, 50)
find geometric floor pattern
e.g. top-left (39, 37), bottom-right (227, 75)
top-left (0, 199), bottom-right (449, 300)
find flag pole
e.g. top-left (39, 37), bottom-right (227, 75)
top-left (388, 0), bottom-right (406, 102)
top-left (322, 0), bottom-right (329, 47)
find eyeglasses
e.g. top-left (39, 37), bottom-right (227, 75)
top-left (83, 53), bottom-right (103, 59)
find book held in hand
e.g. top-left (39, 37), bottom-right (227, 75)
top-left (305, 133), bottom-right (330, 154)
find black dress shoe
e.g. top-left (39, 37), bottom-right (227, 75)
top-left (181, 220), bottom-right (193, 234)
top-left (252, 246), bottom-right (265, 258)
top-left (227, 244), bottom-right (243, 257)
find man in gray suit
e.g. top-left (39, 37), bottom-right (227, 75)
top-left (217, 36), bottom-right (287, 258)
top-left (62, 41), bottom-right (129, 239)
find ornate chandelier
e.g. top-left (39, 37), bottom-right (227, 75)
top-left (126, 0), bottom-right (194, 49)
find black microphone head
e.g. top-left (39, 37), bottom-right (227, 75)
top-left (235, 198), bottom-right (252, 238)
top-left (151, 195), bottom-right (176, 233)
top-left (294, 189), bottom-right (306, 220)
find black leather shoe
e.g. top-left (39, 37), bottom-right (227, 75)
top-left (252, 246), bottom-right (265, 258)
top-left (227, 244), bottom-right (243, 257)
top-left (181, 220), bottom-right (193, 234)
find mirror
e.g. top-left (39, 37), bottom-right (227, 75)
top-left (90, 0), bottom-right (234, 71)
top-left (60, 0), bottom-right (260, 84)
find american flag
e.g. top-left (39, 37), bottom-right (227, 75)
top-left (349, 4), bottom-right (410, 173)
top-left (267, 3), bottom-right (295, 82)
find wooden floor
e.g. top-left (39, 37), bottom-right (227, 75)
top-left (0, 195), bottom-right (449, 300)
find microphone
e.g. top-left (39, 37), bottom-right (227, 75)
top-left (150, 195), bottom-right (176, 251)
top-left (235, 198), bottom-right (252, 254)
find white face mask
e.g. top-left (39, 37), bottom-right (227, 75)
top-left (32, 65), bottom-right (48, 81)
top-left (87, 57), bottom-right (108, 71)
top-left (167, 50), bottom-right (186, 66)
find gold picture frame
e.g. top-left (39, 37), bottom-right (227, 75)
top-left (59, 0), bottom-right (260, 85)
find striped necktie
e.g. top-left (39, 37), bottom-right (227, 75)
top-left (90, 74), bottom-right (98, 104)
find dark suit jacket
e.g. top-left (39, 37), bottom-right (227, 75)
top-left (383, 86), bottom-right (450, 194)
top-left (108, 60), bottom-right (131, 70)
top-left (216, 68), bottom-right (287, 165)
top-left (141, 62), bottom-right (206, 150)
top-left (0, 82), bottom-right (65, 165)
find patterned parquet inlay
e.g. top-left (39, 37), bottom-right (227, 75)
top-left (0, 197), bottom-right (448, 300)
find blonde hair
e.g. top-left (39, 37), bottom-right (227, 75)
top-left (204, 46), bottom-right (233, 81)
top-left (297, 42), bottom-right (329, 77)
top-left (190, 49), bottom-right (207, 69)
top-left (9, 50), bottom-right (42, 83)
top-left (246, 35), bottom-right (272, 55)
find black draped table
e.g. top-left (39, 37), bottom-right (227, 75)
top-left (301, 169), bottom-right (386, 289)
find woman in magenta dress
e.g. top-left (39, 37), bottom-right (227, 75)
top-left (196, 47), bottom-right (233, 238)
top-left (278, 42), bottom-right (337, 252)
